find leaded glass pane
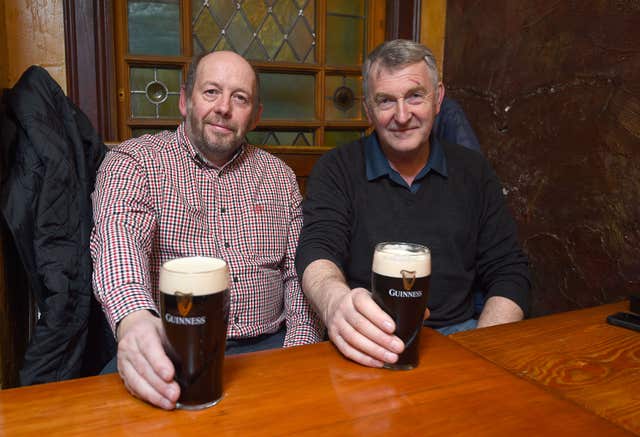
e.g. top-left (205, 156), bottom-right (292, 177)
top-left (209, 0), bottom-right (235, 27)
top-left (192, 8), bottom-right (220, 55)
top-left (259, 73), bottom-right (315, 120)
top-left (130, 67), bottom-right (182, 119)
top-left (326, 15), bottom-right (364, 66)
top-left (273, 0), bottom-right (298, 32)
top-left (247, 130), bottom-right (314, 146)
top-left (226, 10), bottom-right (253, 54)
top-left (258, 13), bottom-right (285, 59)
top-left (324, 130), bottom-right (364, 148)
top-left (191, 0), bottom-right (315, 63)
top-left (128, 0), bottom-right (180, 55)
top-left (325, 75), bottom-right (364, 120)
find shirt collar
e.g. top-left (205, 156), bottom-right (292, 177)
top-left (364, 132), bottom-right (448, 182)
top-left (177, 122), bottom-right (245, 170)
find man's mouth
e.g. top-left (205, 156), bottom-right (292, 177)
top-left (207, 122), bottom-right (234, 134)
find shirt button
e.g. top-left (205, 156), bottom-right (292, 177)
top-left (234, 316), bottom-right (240, 324)
top-left (224, 241), bottom-right (230, 248)
top-left (221, 207), bottom-right (226, 213)
top-left (233, 276), bottom-right (238, 283)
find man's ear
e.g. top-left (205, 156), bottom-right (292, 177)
top-left (179, 86), bottom-right (188, 118)
top-left (363, 100), bottom-right (373, 124)
top-left (250, 104), bottom-right (263, 130)
top-left (435, 82), bottom-right (445, 115)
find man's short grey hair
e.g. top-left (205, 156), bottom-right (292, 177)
top-left (362, 39), bottom-right (440, 101)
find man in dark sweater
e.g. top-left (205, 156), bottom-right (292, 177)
top-left (295, 39), bottom-right (530, 368)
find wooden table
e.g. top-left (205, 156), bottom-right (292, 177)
top-left (452, 300), bottom-right (640, 435)
top-left (0, 329), bottom-right (631, 436)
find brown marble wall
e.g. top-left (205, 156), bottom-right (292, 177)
top-left (444, 0), bottom-right (640, 316)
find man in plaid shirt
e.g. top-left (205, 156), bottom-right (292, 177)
top-left (91, 51), bottom-right (324, 410)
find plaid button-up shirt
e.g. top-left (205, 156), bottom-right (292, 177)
top-left (90, 124), bottom-right (324, 346)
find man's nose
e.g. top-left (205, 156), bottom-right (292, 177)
top-left (213, 94), bottom-right (231, 116)
top-left (394, 99), bottom-right (411, 124)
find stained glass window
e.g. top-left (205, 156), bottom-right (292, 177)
top-left (116, 0), bottom-right (381, 147)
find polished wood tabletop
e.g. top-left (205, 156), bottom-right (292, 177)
top-left (452, 300), bottom-right (640, 435)
top-left (0, 329), bottom-right (631, 436)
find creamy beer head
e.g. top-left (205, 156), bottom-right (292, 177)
top-left (160, 256), bottom-right (229, 296)
top-left (372, 243), bottom-right (431, 278)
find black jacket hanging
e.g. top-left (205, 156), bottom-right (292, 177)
top-left (1, 66), bottom-right (115, 385)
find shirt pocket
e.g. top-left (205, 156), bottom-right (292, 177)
top-left (241, 200), bottom-right (290, 264)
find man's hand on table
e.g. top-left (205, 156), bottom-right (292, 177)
top-left (116, 310), bottom-right (180, 410)
top-left (323, 287), bottom-right (406, 367)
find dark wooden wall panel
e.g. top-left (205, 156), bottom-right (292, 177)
top-left (444, 0), bottom-right (640, 316)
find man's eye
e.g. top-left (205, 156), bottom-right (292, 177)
top-left (375, 97), bottom-right (394, 109)
top-left (205, 89), bottom-right (220, 97)
top-left (407, 93), bottom-right (426, 104)
top-left (233, 94), bottom-right (249, 104)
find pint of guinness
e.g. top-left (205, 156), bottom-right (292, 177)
top-left (371, 242), bottom-right (431, 370)
top-left (159, 256), bottom-right (230, 410)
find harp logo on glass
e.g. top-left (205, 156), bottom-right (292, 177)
top-left (164, 291), bottom-right (206, 325)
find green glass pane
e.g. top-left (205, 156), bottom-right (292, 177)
top-left (275, 131), bottom-right (299, 145)
top-left (249, 130), bottom-right (314, 146)
top-left (273, 0), bottom-right (298, 32)
top-left (289, 15), bottom-right (314, 61)
top-left (259, 73), bottom-right (315, 120)
top-left (215, 37), bottom-right (234, 52)
top-left (131, 93), bottom-right (156, 118)
top-left (292, 132), bottom-right (312, 146)
top-left (227, 10), bottom-right (253, 54)
top-left (246, 131), bottom-right (269, 146)
top-left (326, 15), bottom-right (364, 66)
top-left (258, 14), bottom-right (283, 60)
top-left (209, 0), bottom-right (235, 27)
top-left (243, 0), bottom-right (268, 30)
top-left (325, 75), bottom-right (364, 120)
top-left (245, 38), bottom-right (269, 61)
top-left (275, 41), bottom-right (298, 62)
top-left (157, 95), bottom-right (181, 118)
top-left (324, 130), bottom-right (364, 148)
top-left (130, 68), bottom-right (154, 92)
top-left (193, 8), bottom-right (220, 53)
top-left (156, 68), bottom-right (182, 93)
top-left (128, 0), bottom-right (180, 55)
top-left (327, 0), bottom-right (364, 16)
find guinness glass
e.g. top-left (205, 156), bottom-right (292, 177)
top-left (371, 242), bottom-right (431, 370)
top-left (159, 256), bottom-right (230, 410)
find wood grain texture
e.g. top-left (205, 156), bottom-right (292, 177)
top-left (452, 301), bottom-right (640, 434)
top-left (0, 329), bottom-right (631, 436)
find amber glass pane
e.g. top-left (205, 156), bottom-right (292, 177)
top-left (130, 67), bottom-right (182, 119)
top-left (259, 73), bottom-right (315, 120)
top-left (247, 130), bottom-right (314, 146)
top-left (326, 15), bottom-right (364, 66)
top-left (325, 75), bottom-right (364, 120)
top-left (128, 0), bottom-right (180, 55)
top-left (324, 130), bottom-right (364, 148)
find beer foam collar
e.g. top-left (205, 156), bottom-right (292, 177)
top-left (372, 245), bottom-right (431, 277)
top-left (160, 256), bottom-right (229, 295)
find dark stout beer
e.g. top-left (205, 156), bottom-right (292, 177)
top-left (371, 243), bottom-right (431, 370)
top-left (159, 257), bottom-right (230, 410)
